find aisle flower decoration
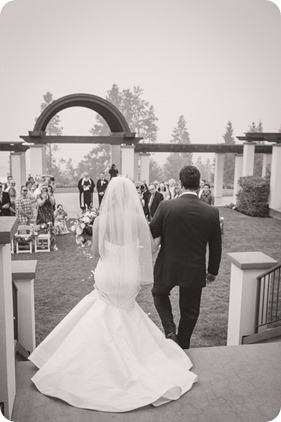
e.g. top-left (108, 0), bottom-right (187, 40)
top-left (70, 207), bottom-right (99, 246)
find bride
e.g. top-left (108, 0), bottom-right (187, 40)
top-left (28, 176), bottom-right (198, 412)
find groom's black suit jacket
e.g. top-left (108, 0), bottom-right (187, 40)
top-left (150, 193), bottom-right (222, 289)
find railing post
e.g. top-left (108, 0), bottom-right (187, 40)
top-left (227, 251), bottom-right (277, 345)
top-left (0, 217), bottom-right (18, 420)
top-left (12, 260), bottom-right (37, 353)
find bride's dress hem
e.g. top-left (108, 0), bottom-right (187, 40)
top-left (29, 287), bottom-right (198, 413)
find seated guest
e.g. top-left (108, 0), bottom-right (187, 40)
top-left (200, 183), bottom-right (213, 205)
top-left (147, 184), bottom-right (163, 221)
top-left (0, 182), bottom-right (11, 216)
top-left (54, 204), bottom-right (69, 235)
top-left (15, 185), bottom-right (33, 224)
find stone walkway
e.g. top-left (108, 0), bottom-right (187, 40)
top-left (12, 343), bottom-right (281, 422)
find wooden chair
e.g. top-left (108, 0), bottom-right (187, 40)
top-left (15, 225), bottom-right (33, 254)
top-left (34, 225), bottom-right (51, 253)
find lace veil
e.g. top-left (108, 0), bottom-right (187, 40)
top-left (96, 176), bottom-right (153, 287)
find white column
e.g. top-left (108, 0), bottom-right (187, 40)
top-left (139, 153), bottom-right (150, 185)
top-left (262, 153), bottom-right (272, 178)
top-left (10, 152), bottom-right (26, 190)
top-left (121, 145), bottom-right (135, 180)
top-left (242, 143), bottom-right (255, 177)
top-left (269, 144), bottom-right (281, 210)
top-left (29, 145), bottom-right (47, 176)
top-left (134, 152), bottom-right (139, 182)
top-left (12, 260), bottom-right (37, 353)
top-left (213, 153), bottom-right (224, 206)
top-left (233, 154), bottom-right (243, 204)
top-left (227, 251), bottom-right (277, 346)
top-left (110, 145), bottom-right (121, 173)
top-left (0, 218), bottom-right (18, 420)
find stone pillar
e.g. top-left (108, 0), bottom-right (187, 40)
top-left (242, 142), bottom-right (255, 177)
top-left (110, 145), bottom-right (121, 173)
top-left (262, 153), bottom-right (272, 178)
top-left (227, 251), bottom-right (277, 346)
top-left (213, 153), bottom-right (224, 206)
top-left (139, 153), bottom-right (150, 185)
top-left (233, 154), bottom-right (243, 204)
top-left (121, 145), bottom-right (135, 180)
top-left (29, 145), bottom-right (47, 176)
top-left (269, 144), bottom-right (281, 210)
top-left (0, 217), bottom-right (18, 420)
top-left (12, 260), bottom-right (37, 353)
top-left (10, 152), bottom-right (26, 190)
top-left (134, 152), bottom-right (139, 182)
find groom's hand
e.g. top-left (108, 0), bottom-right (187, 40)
top-left (206, 273), bottom-right (216, 284)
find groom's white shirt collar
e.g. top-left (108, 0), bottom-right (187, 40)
top-left (179, 190), bottom-right (198, 197)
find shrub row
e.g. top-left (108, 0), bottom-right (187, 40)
top-left (236, 176), bottom-right (270, 217)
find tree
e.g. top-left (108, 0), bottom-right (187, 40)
top-left (149, 158), bottom-right (164, 183)
top-left (164, 115), bottom-right (192, 181)
top-left (76, 144), bottom-right (111, 182)
top-left (222, 121), bottom-right (235, 187)
top-left (248, 120), bottom-right (263, 177)
top-left (90, 84), bottom-right (158, 142)
top-left (35, 92), bottom-right (63, 175)
top-left (195, 156), bottom-right (213, 183)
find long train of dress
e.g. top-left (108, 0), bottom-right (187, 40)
top-left (29, 259), bottom-right (198, 412)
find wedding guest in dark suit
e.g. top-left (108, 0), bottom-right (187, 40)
top-left (150, 165), bottom-right (222, 349)
top-left (96, 172), bottom-right (109, 207)
top-left (108, 164), bottom-right (119, 180)
top-left (147, 184), bottom-right (163, 221)
top-left (78, 172), bottom-right (95, 211)
top-left (0, 182), bottom-right (11, 216)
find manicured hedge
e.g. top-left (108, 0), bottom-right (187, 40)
top-left (236, 176), bottom-right (270, 217)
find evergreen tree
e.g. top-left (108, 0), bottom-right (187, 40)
top-left (222, 121), bottom-right (235, 187)
top-left (90, 84), bottom-right (158, 142)
top-left (76, 144), bottom-right (111, 182)
top-left (36, 92), bottom-right (63, 174)
top-left (149, 158), bottom-right (164, 183)
top-left (164, 115), bottom-right (192, 181)
top-left (248, 120), bottom-right (263, 177)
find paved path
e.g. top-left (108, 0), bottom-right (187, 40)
top-left (12, 343), bottom-right (281, 422)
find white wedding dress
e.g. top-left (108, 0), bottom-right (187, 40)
top-left (29, 177), bottom-right (198, 413)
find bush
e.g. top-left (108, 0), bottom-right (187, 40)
top-left (236, 176), bottom-right (270, 217)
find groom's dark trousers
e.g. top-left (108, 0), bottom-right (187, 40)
top-left (150, 193), bottom-right (222, 349)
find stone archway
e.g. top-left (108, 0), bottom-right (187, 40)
top-left (21, 93), bottom-right (140, 176)
top-left (33, 93), bottom-right (131, 134)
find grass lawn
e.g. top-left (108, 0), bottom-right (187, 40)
top-left (12, 208), bottom-right (281, 348)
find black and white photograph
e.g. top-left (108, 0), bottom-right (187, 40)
top-left (0, 0), bottom-right (281, 421)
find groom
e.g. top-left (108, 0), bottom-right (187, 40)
top-left (150, 165), bottom-right (222, 349)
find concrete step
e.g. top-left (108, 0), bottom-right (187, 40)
top-left (12, 343), bottom-right (281, 422)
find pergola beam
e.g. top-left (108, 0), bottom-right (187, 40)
top-left (0, 142), bottom-right (29, 152)
top-left (135, 143), bottom-right (273, 154)
top-left (20, 134), bottom-right (142, 146)
top-left (237, 133), bottom-right (281, 143)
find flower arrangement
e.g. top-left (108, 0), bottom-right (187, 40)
top-left (33, 222), bottom-right (53, 236)
top-left (70, 207), bottom-right (99, 245)
top-left (14, 228), bottom-right (35, 244)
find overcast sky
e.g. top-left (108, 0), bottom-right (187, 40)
top-left (0, 0), bottom-right (281, 175)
